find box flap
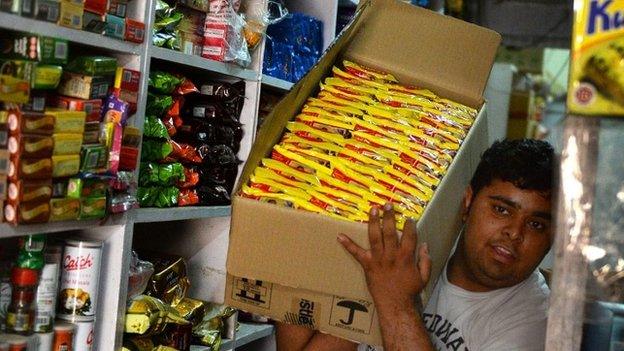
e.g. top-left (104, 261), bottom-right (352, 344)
top-left (346, 0), bottom-right (501, 107)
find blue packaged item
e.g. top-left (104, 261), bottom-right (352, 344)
top-left (263, 12), bottom-right (323, 83)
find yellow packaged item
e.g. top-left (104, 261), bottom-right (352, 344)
top-left (254, 167), bottom-right (309, 189)
top-left (286, 122), bottom-right (347, 146)
top-left (342, 60), bottom-right (399, 82)
top-left (319, 82), bottom-right (377, 104)
top-left (249, 175), bottom-right (310, 199)
top-left (45, 109), bottom-right (86, 134)
top-left (53, 133), bottom-right (83, 155)
top-left (261, 158), bottom-right (321, 185)
top-left (306, 98), bottom-right (364, 116)
top-left (332, 66), bottom-right (390, 90)
top-left (52, 154), bottom-right (80, 178)
top-left (568, 0), bottom-right (624, 115)
top-left (324, 77), bottom-right (380, 96)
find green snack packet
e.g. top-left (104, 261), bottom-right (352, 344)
top-left (146, 93), bottom-right (174, 117)
top-left (65, 56), bottom-right (118, 76)
top-left (144, 115), bottom-right (170, 139)
top-left (137, 186), bottom-right (179, 207)
top-left (17, 235), bottom-right (45, 270)
top-left (141, 140), bottom-right (173, 162)
top-left (139, 162), bottom-right (184, 186)
top-left (149, 71), bottom-right (182, 94)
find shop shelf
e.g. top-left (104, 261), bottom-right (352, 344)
top-left (0, 12), bottom-right (142, 55)
top-left (0, 213), bottom-right (129, 238)
top-left (190, 323), bottom-right (274, 351)
top-left (261, 75), bottom-right (294, 91)
top-left (132, 206), bottom-right (232, 223)
top-left (149, 46), bottom-right (259, 81)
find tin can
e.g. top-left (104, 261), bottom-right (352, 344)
top-left (4, 335), bottom-right (27, 351)
top-left (34, 245), bottom-right (62, 333)
top-left (57, 239), bottom-right (102, 321)
top-left (72, 320), bottom-right (95, 351)
top-left (53, 322), bottom-right (75, 351)
top-left (36, 332), bottom-right (54, 351)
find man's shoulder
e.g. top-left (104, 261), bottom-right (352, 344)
top-left (494, 270), bottom-right (550, 322)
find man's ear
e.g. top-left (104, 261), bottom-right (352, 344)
top-left (462, 186), bottom-right (474, 221)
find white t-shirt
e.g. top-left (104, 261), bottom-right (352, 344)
top-left (359, 268), bottom-right (550, 351)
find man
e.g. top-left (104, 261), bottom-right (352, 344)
top-left (277, 139), bottom-right (554, 351)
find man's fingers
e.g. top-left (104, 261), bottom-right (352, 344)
top-left (381, 203), bottom-right (399, 251)
top-left (368, 206), bottom-right (383, 256)
top-left (338, 234), bottom-right (370, 268)
top-left (418, 243), bottom-right (432, 285)
top-left (399, 218), bottom-right (418, 255)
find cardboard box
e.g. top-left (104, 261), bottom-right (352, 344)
top-left (84, 0), bottom-right (106, 15)
top-left (105, 13), bottom-right (125, 39)
top-left (57, 72), bottom-right (112, 99)
top-left (0, 32), bottom-right (68, 64)
top-left (83, 10), bottom-right (106, 34)
top-left (124, 18), bottom-right (145, 43)
top-left (224, 0), bottom-right (500, 345)
top-left (106, 0), bottom-right (124, 17)
top-left (34, 0), bottom-right (61, 23)
top-left (58, 1), bottom-right (84, 29)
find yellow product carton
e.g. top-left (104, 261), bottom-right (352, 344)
top-left (569, 0), bottom-right (624, 115)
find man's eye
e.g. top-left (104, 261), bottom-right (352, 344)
top-left (528, 220), bottom-right (545, 230)
top-left (493, 205), bottom-right (509, 215)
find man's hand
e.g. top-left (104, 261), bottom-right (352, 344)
top-left (337, 203), bottom-right (431, 310)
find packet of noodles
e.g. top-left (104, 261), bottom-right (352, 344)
top-left (261, 158), bottom-right (321, 186)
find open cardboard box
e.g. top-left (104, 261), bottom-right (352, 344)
top-left (225, 0), bottom-right (501, 345)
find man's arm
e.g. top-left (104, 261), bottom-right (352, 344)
top-left (276, 323), bottom-right (358, 351)
top-left (338, 204), bottom-right (434, 351)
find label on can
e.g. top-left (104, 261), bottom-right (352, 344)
top-left (34, 262), bottom-right (60, 332)
top-left (73, 321), bottom-right (95, 351)
top-left (57, 240), bottom-right (102, 320)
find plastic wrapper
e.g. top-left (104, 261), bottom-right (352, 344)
top-left (127, 252), bottom-right (155, 300)
top-left (197, 184), bottom-right (231, 206)
top-left (110, 192), bottom-right (140, 213)
top-left (144, 115), bottom-right (170, 139)
top-left (102, 92), bottom-right (130, 125)
top-left (178, 166), bottom-right (200, 189)
top-left (141, 139), bottom-right (174, 162)
top-left (245, 60), bottom-right (476, 228)
top-left (147, 93), bottom-right (175, 117)
top-left (149, 71), bottom-right (183, 95)
top-left (153, 0), bottom-right (184, 50)
top-left (192, 305), bottom-right (237, 348)
top-left (176, 79), bottom-right (199, 96)
top-left (178, 189), bottom-right (200, 206)
top-left (142, 253), bottom-right (191, 307)
top-left (166, 140), bottom-right (203, 164)
top-left (139, 162), bottom-right (185, 186)
top-left (198, 80), bottom-right (245, 118)
top-left (137, 186), bottom-right (180, 208)
top-left (125, 295), bottom-right (191, 336)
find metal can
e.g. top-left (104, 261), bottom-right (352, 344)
top-left (72, 320), bottom-right (95, 351)
top-left (36, 332), bottom-right (54, 351)
top-left (57, 239), bottom-right (102, 321)
top-left (53, 322), bottom-right (75, 351)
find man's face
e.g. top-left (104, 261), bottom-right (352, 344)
top-left (461, 179), bottom-right (552, 289)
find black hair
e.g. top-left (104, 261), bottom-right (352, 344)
top-left (470, 139), bottom-right (554, 195)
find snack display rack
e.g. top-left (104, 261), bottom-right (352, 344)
top-left (0, 0), bottom-right (348, 349)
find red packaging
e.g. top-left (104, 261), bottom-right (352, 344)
top-left (108, 0), bottom-right (127, 17)
top-left (116, 68), bottom-right (140, 92)
top-left (8, 111), bottom-right (55, 136)
top-left (8, 180), bottom-right (53, 203)
top-left (119, 146), bottom-right (138, 171)
top-left (55, 96), bottom-right (103, 123)
top-left (4, 199), bottom-right (51, 224)
top-left (178, 189), bottom-right (199, 206)
top-left (8, 156), bottom-right (53, 181)
top-left (85, 0), bottom-right (108, 15)
top-left (125, 18), bottom-right (145, 43)
top-left (108, 123), bottom-right (123, 173)
top-left (202, 22), bottom-right (228, 62)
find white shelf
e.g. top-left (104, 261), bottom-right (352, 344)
top-left (0, 12), bottom-right (143, 55)
top-left (133, 206), bottom-right (232, 223)
top-left (149, 46), bottom-right (259, 81)
top-left (190, 323), bottom-right (274, 351)
top-left (0, 214), bottom-right (129, 238)
top-left (262, 75), bottom-right (294, 91)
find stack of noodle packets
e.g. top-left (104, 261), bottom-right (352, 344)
top-left (242, 61), bottom-right (477, 230)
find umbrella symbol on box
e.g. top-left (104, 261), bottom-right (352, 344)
top-left (337, 300), bottom-right (369, 325)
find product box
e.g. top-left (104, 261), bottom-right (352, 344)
top-left (4, 199), bottom-right (51, 224)
top-left (49, 197), bottom-right (80, 221)
top-left (23, 91), bottom-right (47, 113)
top-left (45, 109), bottom-right (86, 133)
top-left (8, 134), bottom-right (54, 159)
top-left (52, 154), bottom-right (80, 178)
top-left (125, 18), bottom-right (145, 43)
top-left (0, 33), bottom-right (68, 64)
top-left (83, 9), bottom-right (106, 33)
top-left (8, 111), bottom-right (55, 136)
top-left (84, 0), bottom-right (106, 15)
top-left (201, 22), bottom-right (227, 62)
top-left (8, 180), bottom-right (53, 203)
top-left (0, 60), bottom-right (34, 103)
top-left (34, 0), bottom-right (61, 23)
top-left (224, 0), bottom-right (500, 345)
top-left (115, 67), bottom-right (140, 92)
top-left (53, 133), bottom-right (83, 155)
top-left (67, 177), bottom-right (107, 198)
top-left (57, 72), bottom-right (112, 99)
top-left (8, 156), bottom-right (53, 181)
top-left (105, 13), bottom-right (125, 39)
top-left (107, 0), bottom-right (124, 17)
top-left (180, 31), bottom-right (204, 56)
top-left (79, 196), bottom-right (105, 219)
top-left (58, 0), bottom-right (84, 29)
top-left (568, 0), bottom-right (624, 116)
top-left (55, 96), bottom-right (102, 122)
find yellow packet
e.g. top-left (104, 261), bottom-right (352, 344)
top-left (324, 77), bottom-right (382, 96)
top-left (375, 92), bottom-right (441, 110)
top-left (391, 158), bottom-right (441, 188)
top-left (254, 166), bottom-right (310, 189)
top-left (274, 144), bottom-right (333, 176)
top-left (242, 185), bottom-right (326, 214)
top-left (306, 188), bottom-right (366, 219)
top-left (306, 98), bottom-right (364, 117)
top-left (382, 164), bottom-right (435, 199)
top-left (318, 91), bottom-right (379, 113)
top-left (332, 66), bottom-right (390, 91)
top-left (249, 175), bottom-right (310, 199)
top-left (319, 82), bottom-right (377, 104)
top-left (387, 84), bottom-right (438, 100)
top-left (295, 114), bottom-right (355, 132)
top-left (286, 122), bottom-right (347, 146)
top-left (343, 60), bottom-right (399, 83)
top-left (261, 159), bottom-right (321, 186)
